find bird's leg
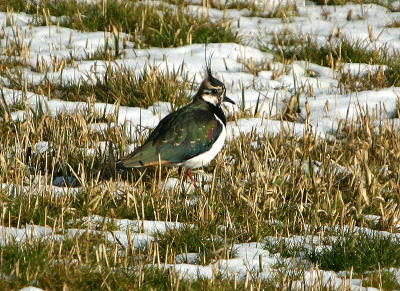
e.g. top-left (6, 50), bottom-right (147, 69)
top-left (178, 166), bottom-right (184, 188)
top-left (187, 169), bottom-right (198, 188)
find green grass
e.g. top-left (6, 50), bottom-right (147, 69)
top-left (1, 0), bottom-right (238, 48)
top-left (225, 1), bottom-right (298, 18)
top-left (259, 32), bottom-right (400, 92)
top-left (265, 232), bottom-right (400, 273)
top-left (339, 61), bottom-right (400, 91)
top-left (0, 238), bottom-right (282, 290)
top-left (310, 0), bottom-right (400, 11)
top-left (54, 66), bottom-right (194, 108)
top-left (0, 89), bottom-right (26, 121)
top-left (264, 233), bottom-right (400, 288)
top-left (261, 34), bottom-right (390, 67)
top-left (168, 0), bottom-right (298, 18)
top-left (362, 270), bottom-right (400, 290)
top-left (0, 238), bottom-right (171, 290)
top-left (310, 0), bottom-right (348, 4)
top-left (311, 233), bottom-right (400, 273)
top-left (3, 62), bottom-right (195, 109)
top-left (0, 187), bottom-right (75, 228)
top-left (154, 224), bottom-right (228, 265)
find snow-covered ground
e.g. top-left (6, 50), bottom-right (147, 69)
top-left (2, 0), bottom-right (400, 290)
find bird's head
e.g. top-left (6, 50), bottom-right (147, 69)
top-left (195, 64), bottom-right (235, 107)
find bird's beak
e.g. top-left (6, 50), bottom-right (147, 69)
top-left (223, 95), bottom-right (235, 105)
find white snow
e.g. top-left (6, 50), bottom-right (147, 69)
top-left (18, 287), bottom-right (45, 291)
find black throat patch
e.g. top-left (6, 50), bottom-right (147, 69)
top-left (207, 102), bottom-right (227, 126)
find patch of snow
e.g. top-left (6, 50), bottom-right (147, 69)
top-left (83, 215), bottom-right (190, 235)
top-left (18, 287), bottom-right (45, 291)
top-left (176, 253), bottom-right (200, 264)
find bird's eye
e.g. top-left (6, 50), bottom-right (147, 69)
top-left (211, 89), bottom-right (218, 94)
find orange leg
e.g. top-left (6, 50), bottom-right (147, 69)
top-left (187, 169), bottom-right (198, 188)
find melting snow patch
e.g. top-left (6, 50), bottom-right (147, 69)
top-left (18, 287), bottom-right (45, 291)
top-left (83, 215), bottom-right (190, 235)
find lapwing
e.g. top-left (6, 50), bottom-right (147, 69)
top-left (117, 65), bottom-right (235, 186)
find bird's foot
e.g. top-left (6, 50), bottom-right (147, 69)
top-left (187, 169), bottom-right (199, 188)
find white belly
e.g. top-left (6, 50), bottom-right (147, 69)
top-left (176, 115), bottom-right (226, 169)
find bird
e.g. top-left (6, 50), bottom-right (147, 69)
top-left (117, 63), bottom-right (235, 186)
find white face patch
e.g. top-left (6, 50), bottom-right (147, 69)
top-left (201, 94), bottom-right (219, 106)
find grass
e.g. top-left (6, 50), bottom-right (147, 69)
top-left (310, 0), bottom-right (348, 4)
top-left (1, 0), bottom-right (239, 49)
top-left (222, 1), bottom-right (298, 18)
top-left (168, 0), bottom-right (298, 18)
top-left (2, 0), bottom-right (400, 289)
top-left (259, 31), bottom-right (400, 92)
top-left (0, 237), bottom-right (283, 290)
top-left (386, 18), bottom-right (400, 28)
top-left (2, 110), bottom-right (400, 232)
top-left (0, 88), bottom-right (26, 121)
top-left (154, 224), bottom-right (229, 265)
top-left (310, 233), bottom-right (400, 273)
top-left (262, 33), bottom-right (391, 68)
top-left (264, 233), bottom-right (400, 288)
top-left (2, 76), bottom-right (400, 289)
top-left (310, 0), bottom-right (400, 11)
top-left (17, 65), bottom-right (194, 109)
top-left (0, 237), bottom-right (172, 290)
top-left (266, 232), bottom-right (400, 273)
top-left (338, 63), bottom-right (400, 92)
top-left (0, 43), bottom-right (197, 108)
top-left (362, 270), bottom-right (400, 290)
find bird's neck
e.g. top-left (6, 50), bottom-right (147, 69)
top-left (192, 95), bottom-right (227, 125)
top-left (204, 100), bottom-right (227, 126)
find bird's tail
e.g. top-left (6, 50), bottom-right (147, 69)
top-left (117, 143), bottom-right (160, 169)
top-left (116, 160), bottom-right (128, 171)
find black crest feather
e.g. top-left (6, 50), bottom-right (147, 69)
top-left (204, 45), bottom-right (214, 79)
top-left (202, 45), bottom-right (224, 88)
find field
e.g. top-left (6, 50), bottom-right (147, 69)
top-left (1, 0), bottom-right (400, 290)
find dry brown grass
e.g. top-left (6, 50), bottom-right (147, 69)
top-left (1, 95), bottom-right (400, 288)
top-left (1, 1), bottom-right (400, 289)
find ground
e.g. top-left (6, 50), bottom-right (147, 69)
top-left (1, 0), bottom-right (400, 290)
